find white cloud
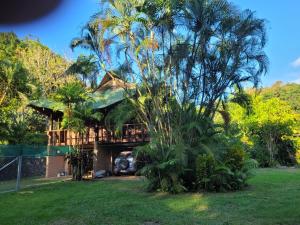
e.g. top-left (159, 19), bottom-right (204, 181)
top-left (291, 57), bottom-right (300, 68)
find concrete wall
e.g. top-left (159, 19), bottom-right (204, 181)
top-left (46, 144), bottom-right (133, 178)
top-left (45, 156), bottom-right (66, 178)
top-left (93, 144), bottom-right (115, 172)
top-left (93, 144), bottom-right (132, 174)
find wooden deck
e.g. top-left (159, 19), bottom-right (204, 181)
top-left (47, 123), bottom-right (149, 146)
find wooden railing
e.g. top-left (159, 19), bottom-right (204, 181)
top-left (98, 124), bottom-right (149, 144)
top-left (47, 124), bottom-right (149, 146)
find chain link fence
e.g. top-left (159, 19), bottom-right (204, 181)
top-left (0, 145), bottom-right (71, 193)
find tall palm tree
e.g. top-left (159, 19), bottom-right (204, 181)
top-left (67, 55), bottom-right (98, 89)
top-left (70, 0), bottom-right (269, 191)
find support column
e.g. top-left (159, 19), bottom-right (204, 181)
top-left (45, 155), bottom-right (65, 178)
top-left (93, 127), bottom-right (99, 177)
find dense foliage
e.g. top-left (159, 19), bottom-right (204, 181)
top-left (228, 94), bottom-right (298, 167)
top-left (0, 32), bottom-right (73, 144)
top-left (18, 38), bottom-right (74, 98)
top-left (53, 82), bottom-right (102, 180)
top-left (259, 82), bottom-right (300, 157)
top-left (260, 81), bottom-right (300, 114)
top-left (71, 0), bottom-right (268, 192)
top-left (3, 0), bottom-right (297, 193)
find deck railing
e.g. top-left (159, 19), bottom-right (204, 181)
top-left (47, 124), bottom-right (149, 146)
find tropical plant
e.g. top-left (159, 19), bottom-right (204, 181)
top-left (0, 32), bottom-right (31, 107)
top-left (67, 55), bottom-right (99, 89)
top-left (17, 37), bottom-right (74, 98)
top-left (54, 82), bottom-right (102, 180)
top-left (0, 32), bottom-right (73, 144)
top-left (73, 0), bottom-right (268, 192)
top-left (195, 148), bottom-right (257, 192)
top-left (229, 95), bottom-right (297, 167)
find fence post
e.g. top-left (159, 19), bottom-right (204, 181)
top-left (16, 155), bottom-right (22, 191)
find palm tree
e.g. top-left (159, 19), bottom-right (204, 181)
top-left (70, 0), bottom-right (269, 192)
top-left (54, 82), bottom-right (102, 180)
top-left (67, 55), bottom-right (98, 89)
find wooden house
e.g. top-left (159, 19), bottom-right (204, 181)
top-left (29, 73), bottom-right (149, 178)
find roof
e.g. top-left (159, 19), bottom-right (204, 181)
top-left (96, 72), bottom-right (135, 92)
top-left (90, 87), bottom-right (133, 110)
top-left (28, 73), bottom-right (135, 116)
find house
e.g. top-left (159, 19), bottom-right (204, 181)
top-left (29, 73), bottom-right (149, 178)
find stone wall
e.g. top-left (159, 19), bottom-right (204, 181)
top-left (0, 157), bottom-right (46, 181)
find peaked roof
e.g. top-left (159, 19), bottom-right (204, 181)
top-left (96, 72), bottom-right (135, 92)
top-left (28, 72), bottom-right (135, 117)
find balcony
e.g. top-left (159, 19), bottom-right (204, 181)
top-left (47, 124), bottom-right (149, 146)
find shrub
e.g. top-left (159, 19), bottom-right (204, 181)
top-left (224, 147), bottom-right (246, 171)
top-left (195, 153), bottom-right (216, 190)
top-left (251, 138), bottom-right (297, 167)
top-left (277, 139), bottom-right (297, 166)
top-left (195, 148), bottom-right (257, 192)
top-left (251, 144), bottom-right (272, 167)
top-left (137, 143), bottom-right (187, 194)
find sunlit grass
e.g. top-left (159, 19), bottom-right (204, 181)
top-left (0, 169), bottom-right (300, 225)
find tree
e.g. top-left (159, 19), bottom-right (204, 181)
top-left (66, 55), bottom-right (98, 89)
top-left (54, 82), bottom-right (102, 180)
top-left (17, 38), bottom-right (74, 97)
top-left (73, 0), bottom-right (268, 192)
top-left (0, 33), bottom-right (75, 144)
top-left (0, 32), bottom-right (30, 107)
top-left (229, 96), bottom-right (297, 166)
top-left (0, 32), bottom-right (37, 144)
top-left (260, 82), bottom-right (300, 114)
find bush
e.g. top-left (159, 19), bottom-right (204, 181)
top-left (251, 138), bottom-right (297, 167)
top-left (195, 154), bottom-right (216, 190)
top-left (224, 147), bottom-right (246, 171)
top-left (277, 139), bottom-right (297, 166)
top-left (251, 144), bottom-right (271, 167)
top-left (137, 143), bottom-right (187, 194)
top-left (195, 148), bottom-right (257, 192)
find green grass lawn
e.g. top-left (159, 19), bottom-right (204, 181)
top-left (0, 176), bottom-right (70, 193)
top-left (0, 168), bottom-right (300, 225)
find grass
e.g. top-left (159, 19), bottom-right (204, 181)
top-left (0, 168), bottom-right (300, 225)
top-left (0, 176), bottom-right (70, 193)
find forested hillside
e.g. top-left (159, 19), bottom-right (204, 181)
top-left (260, 81), bottom-right (300, 114)
top-left (225, 82), bottom-right (300, 167)
top-left (0, 32), bottom-right (74, 144)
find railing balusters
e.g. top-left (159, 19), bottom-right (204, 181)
top-left (47, 123), bottom-right (149, 146)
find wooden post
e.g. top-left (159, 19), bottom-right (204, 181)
top-left (58, 132), bottom-right (61, 146)
top-left (50, 113), bottom-right (53, 131)
top-left (93, 127), bottom-right (99, 178)
top-left (16, 156), bottom-right (22, 191)
top-left (57, 118), bottom-right (60, 146)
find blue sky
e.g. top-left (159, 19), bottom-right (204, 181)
top-left (0, 0), bottom-right (299, 87)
